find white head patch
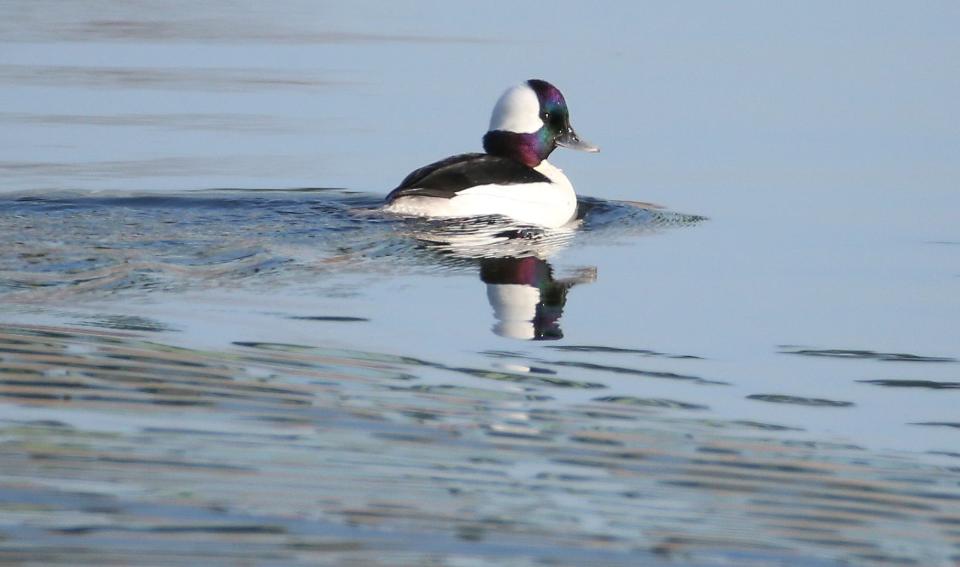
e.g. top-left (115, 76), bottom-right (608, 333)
top-left (488, 83), bottom-right (543, 134)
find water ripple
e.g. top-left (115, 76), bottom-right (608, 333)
top-left (746, 395), bottom-right (855, 408)
top-left (0, 323), bottom-right (958, 564)
top-left (0, 190), bottom-right (704, 304)
top-left (780, 346), bottom-right (956, 363)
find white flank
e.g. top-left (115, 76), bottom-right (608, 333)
top-left (383, 161), bottom-right (577, 228)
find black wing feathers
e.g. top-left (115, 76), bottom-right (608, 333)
top-left (386, 154), bottom-right (550, 201)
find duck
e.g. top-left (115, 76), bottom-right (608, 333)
top-left (383, 79), bottom-right (598, 228)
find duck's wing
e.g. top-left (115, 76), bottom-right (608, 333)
top-left (386, 153), bottom-right (550, 201)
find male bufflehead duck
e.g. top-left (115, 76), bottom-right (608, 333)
top-left (384, 79), bottom-right (598, 228)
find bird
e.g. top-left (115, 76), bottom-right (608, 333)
top-left (383, 79), bottom-right (597, 228)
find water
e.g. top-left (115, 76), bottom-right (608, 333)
top-left (2, 2), bottom-right (960, 565)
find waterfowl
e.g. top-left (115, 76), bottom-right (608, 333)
top-left (384, 79), bottom-right (597, 228)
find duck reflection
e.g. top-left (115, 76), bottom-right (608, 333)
top-left (481, 256), bottom-right (594, 340)
top-left (396, 217), bottom-right (596, 340)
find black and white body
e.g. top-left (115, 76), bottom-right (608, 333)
top-left (384, 79), bottom-right (598, 228)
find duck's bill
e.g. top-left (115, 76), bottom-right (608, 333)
top-left (556, 128), bottom-right (599, 152)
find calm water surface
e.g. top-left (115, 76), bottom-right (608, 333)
top-left (1, 2), bottom-right (959, 565)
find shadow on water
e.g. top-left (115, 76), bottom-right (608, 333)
top-left (0, 323), bottom-right (959, 565)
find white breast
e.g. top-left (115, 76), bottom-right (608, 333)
top-left (384, 160), bottom-right (578, 228)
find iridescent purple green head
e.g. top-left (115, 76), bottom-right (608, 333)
top-left (482, 79), bottom-right (598, 168)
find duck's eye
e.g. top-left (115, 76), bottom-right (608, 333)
top-left (542, 112), bottom-right (550, 121)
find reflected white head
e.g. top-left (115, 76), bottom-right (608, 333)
top-left (487, 284), bottom-right (540, 340)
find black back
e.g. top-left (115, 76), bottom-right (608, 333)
top-left (386, 153), bottom-right (551, 201)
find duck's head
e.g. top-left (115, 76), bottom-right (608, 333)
top-left (483, 79), bottom-right (598, 168)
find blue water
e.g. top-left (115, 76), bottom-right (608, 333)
top-left (2, 2), bottom-right (960, 565)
